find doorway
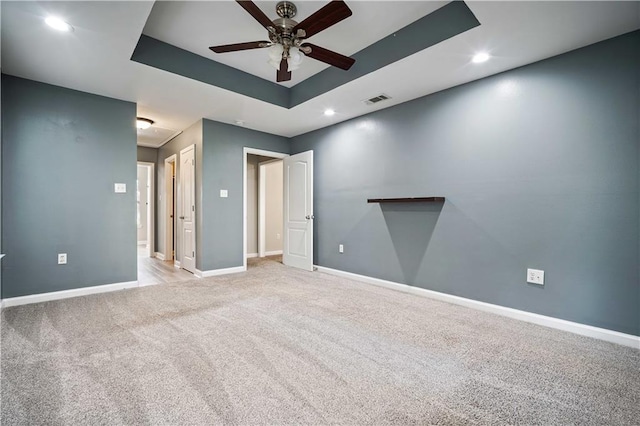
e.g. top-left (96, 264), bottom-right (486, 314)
top-left (136, 162), bottom-right (155, 258)
top-left (163, 154), bottom-right (177, 263)
top-left (243, 148), bottom-right (288, 270)
top-left (258, 159), bottom-right (284, 258)
top-left (246, 154), bottom-right (284, 259)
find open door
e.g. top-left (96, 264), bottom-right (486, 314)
top-left (283, 150), bottom-right (313, 271)
top-left (179, 145), bottom-right (196, 273)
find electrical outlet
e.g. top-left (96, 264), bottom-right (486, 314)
top-left (339, 244), bottom-right (344, 253)
top-left (220, 189), bottom-right (228, 198)
top-left (58, 253), bottom-right (67, 265)
top-left (527, 268), bottom-right (544, 285)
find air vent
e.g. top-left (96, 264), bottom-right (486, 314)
top-left (364, 93), bottom-right (391, 105)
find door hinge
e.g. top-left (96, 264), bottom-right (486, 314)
top-left (192, 159), bottom-right (194, 165)
top-left (192, 205), bottom-right (195, 211)
top-left (192, 251), bottom-right (195, 257)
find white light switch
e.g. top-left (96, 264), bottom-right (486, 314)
top-left (527, 268), bottom-right (544, 285)
top-left (220, 189), bottom-right (228, 198)
top-left (58, 253), bottom-right (67, 265)
top-left (339, 244), bottom-right (344, 253)
top-left (114, 183), bottom-right (127, 193)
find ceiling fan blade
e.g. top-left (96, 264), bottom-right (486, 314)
top-left (209, 41), bottom-right (270, 53)
top-left (293, 0), bottom-right (352, 39)
top-left (236, 1), bottom-right (275, 31)
top-left (277, 58), bottom-right (292, 82)
top-left (300, 43), bottom-right (355, 70)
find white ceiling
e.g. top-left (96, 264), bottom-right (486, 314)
top-left (2, 1), bottom-right (639, 147)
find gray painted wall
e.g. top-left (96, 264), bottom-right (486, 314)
top-left (201, 119), bottom-right (289, 271)
top-left (157, 120), bottom-right (203, 267)
top-left (291, 31), bottom-right (640, 336)
top-left (137, 146), bottom-right (157, 163)
top-left (1, 75), bottom-right (137, 298)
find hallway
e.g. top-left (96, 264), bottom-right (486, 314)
top-left (137, 244), bottom-right (194, 286)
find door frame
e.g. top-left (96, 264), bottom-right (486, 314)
top-left (243, 148), bottom-right (288, 270)
top-left (163, 154), bottom-right (177, 261)
top-left (258, 158), bottom-right (284, 258)
top-left (137, 161), bottom-right (155, 257)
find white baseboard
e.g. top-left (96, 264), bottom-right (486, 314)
top-left (174, 260), bottom-right (181, 268)
top-left (154, 252), bottom-right (165, 261)
top-left (195, 266), bottom-right (246, 278)
top-left (264, 250), bottom-right (283, 256)
top-left (1, 281), bottom-right (139, 308)
top-left (246, 253), bottom-right (258, 258)
top-left (315, 266), bottom-right (640, 349)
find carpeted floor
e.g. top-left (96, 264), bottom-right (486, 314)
top-left (1, 256), bottom-right (639, 425)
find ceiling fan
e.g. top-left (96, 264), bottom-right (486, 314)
top-left (209, 0), bottom-right (356, 83)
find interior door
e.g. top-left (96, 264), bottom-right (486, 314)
top-left (283, 150), bottom-right (313, 271)
top-left (179, 145), bottom-right (196, 273)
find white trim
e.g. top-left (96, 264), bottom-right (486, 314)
top-left (247, 252), bottom-right (258, 258)
top-left (195, 266), bottom-right (246, 278)
top-left (315, 266), bottom-right (640, 349)
top-left (137, 240), bottom-right (148, 245)
top-left (154, 252), bottom-right (165, 260)
top-left (243, 148), bottom-right (288, 271)
top-left (1, 281), bottom-right (139, 308)
top-left (264, 250), bottom-right (283, 256)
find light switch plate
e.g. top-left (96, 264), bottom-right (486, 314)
top-left (527, 268), bottom-right (544, 285)
top-left (220, 189), bottom-right (228, 198)
top-left (114, 183), bottom-right (127, 193)
top-left (58, 253), bottom-right (67, 265)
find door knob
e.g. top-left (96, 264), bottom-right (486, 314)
top-left (179, 216), bottom-right (185, 219)
top-left (305, 215), bottom-right (315, 220)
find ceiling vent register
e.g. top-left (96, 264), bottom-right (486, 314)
top-left (364, 94), bottom-right (391, 105)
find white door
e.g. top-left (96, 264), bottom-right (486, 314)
top-left (283, 150), bottom-right (313, 271)
top-left (179, 145), bottom-right (196, 273)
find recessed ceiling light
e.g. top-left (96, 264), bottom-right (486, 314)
top-left (324, 109), bottom-right (335, 117)
top-left (472, 52), bottom-right (490, 64)
top-left (136, 117), bottom-right (154, 130)
top-left (45, 16), bottom-right (73, 32)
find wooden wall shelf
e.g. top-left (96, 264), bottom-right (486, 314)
top-left (367, 197), bottom-right (445, 203)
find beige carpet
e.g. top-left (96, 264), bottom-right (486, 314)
top-left (2, 256), bottom-right (639, 425)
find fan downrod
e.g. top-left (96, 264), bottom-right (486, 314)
top-left (276, 1), bottom-right (297, 19)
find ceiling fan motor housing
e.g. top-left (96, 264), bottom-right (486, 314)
top-left (270, 17), bottom-right (298, 47)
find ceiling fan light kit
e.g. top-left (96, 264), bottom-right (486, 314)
top-left (209, 0), bottom-right (356, 82)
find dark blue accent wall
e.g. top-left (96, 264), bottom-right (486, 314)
top-left (1, 75), bottom-right (137, 298)
top-left (291, 31), bottom-right (640, 336)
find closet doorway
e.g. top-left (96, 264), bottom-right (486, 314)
top-left (136, 162), bottom-right (155, 258)
top-left (243, 148), bottom-right (287, 269)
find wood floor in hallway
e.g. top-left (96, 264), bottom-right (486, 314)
top-left (137, 245), bottom-right (194, 286)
